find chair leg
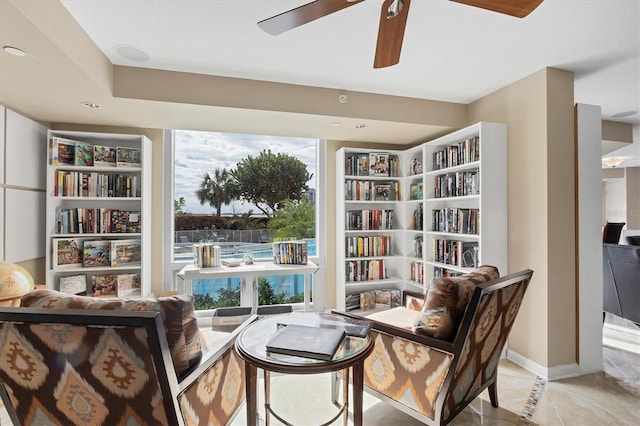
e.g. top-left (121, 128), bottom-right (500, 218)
top-left (488, 381), bottom-right (499, 408)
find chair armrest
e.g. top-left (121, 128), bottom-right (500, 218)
top-left (178, 314), bottom-right (258, 388)
top-left (331, 310), bottom-right (455, 354)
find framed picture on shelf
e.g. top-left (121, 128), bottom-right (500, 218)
top-left (91, 274), bottom-right (117, 297)
top-left (59, 274), bottom-right (87, 295)
top-left (370, 152), bottom-right (390, 176)
top-left (93, 145), bottom-right (117, 167)
top-left (117, 273), bottom-right (141, 297)
top-left (74, 143), bottom-right (94, 166)
top-left (49, 137), bottom-right (76, 165)
top-left (117, 146), bottom-right (141, 167)
top-left (110, 239), bottom-right (142, 267)
top-left (52, 238), bottom-right (83, 269)
top-left (83, 240), bottom-right (111, 267)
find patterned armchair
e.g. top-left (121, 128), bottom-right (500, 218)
top-left (334, 267), bottom-right (533, 425)
top-left (0, 289), bottom-right (254, 425)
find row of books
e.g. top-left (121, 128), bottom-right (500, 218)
top-left (55, 208), bottom-right (141, 234)
top-left (432, 136), bottom-right (480, 170)
top-left (432, 239), bottom-right (479, 268)
top-left (345, 259), bottom-right (387, 282)
top-left (410, 260), bottom-right (425, 285)
top-left (345, 209), bottom-right (394, 231)
top-left (193, 243), bottom-right (221, 268)
top-left (58, 273), bottom-right (141, 298)
top-left (433, 170), bottom-right (480, 198)
top-left (432, 208), bottom-right (480, 235)
top-left (54, 170), bottom-right (139, 198)
top-left (433, 267), bottom-right (464, 278)
top-left (345, 180), bottom-right (399, 201)
top-left (272, 241), bottom-right (308, 265)
top-left (345, 288), bottom-right (401, 311)
top-left (345, 235), bottom-right (392, 258)
top-left (53, 238), bottom-right (141, 269)
top-left (344, 152), bottom-right (400, 177)
top-left (50, 136), bottom-right (141, 167)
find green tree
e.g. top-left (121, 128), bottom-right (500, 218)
top-left (195, 168), bottom-right (237, 216)
top-left (174, 196), bottom-right (186, 214)
top-left (268, 198), bottom-right (315, 240)
top-left (231, 150), bottom-right (312, 217)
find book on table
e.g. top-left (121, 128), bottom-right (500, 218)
top-left (265, 324), bottom-right (346, 361)
top-left (277, 312), bottom-right (373, 338)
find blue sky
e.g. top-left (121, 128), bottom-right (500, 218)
top-left (174, 130), bottom-right (317, 215)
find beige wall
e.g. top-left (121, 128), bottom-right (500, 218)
top-left (50, 123), bottom-right (165, 295)
top-left (467, 68), bottom-right (577, 369)
top-left (626, 167), bottom-right (640, 229)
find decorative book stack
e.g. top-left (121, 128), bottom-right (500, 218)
top-left (193, 243), bottom-right (221, 268)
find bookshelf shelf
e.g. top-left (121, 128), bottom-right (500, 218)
top-left (336, 122), bottom-right (507, 311)
top-left (45, 130), bottom-right (151, 297)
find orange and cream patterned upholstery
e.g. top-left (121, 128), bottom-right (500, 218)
top-left (335, 267), bottom-right (533, 425)
top-left (0, 290), bottom-right (252, 425)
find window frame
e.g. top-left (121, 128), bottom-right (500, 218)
top-left (162, 129), bottom-right (326, 312)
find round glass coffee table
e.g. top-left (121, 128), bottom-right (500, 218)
top-left (235, 312), bottom-right (374, 426)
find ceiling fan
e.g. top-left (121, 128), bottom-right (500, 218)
top-left (258, 0), bottom-right (544, 69)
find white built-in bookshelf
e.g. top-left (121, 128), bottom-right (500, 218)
top-left (336, 122), bottom-right (507, 312)
top-left (45, 130), bottom-right (151, 298)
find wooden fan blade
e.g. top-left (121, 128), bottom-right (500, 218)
top-left (374, 0), bottom-right (411, 69)
top-left (450, 0), bottom-right (543, 18)
top-left (258, 0), bottom-right (365, 35)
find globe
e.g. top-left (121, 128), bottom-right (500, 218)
top-left (0, 262), bottom-right (35, 306)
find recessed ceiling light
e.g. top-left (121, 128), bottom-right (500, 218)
top-left (355, 124), bottom-right (367, 129)
top-left (612, 110), bottom-right (637, 118)
top-left (2, 46), bottom-right (26, 57)
top-left (81, 102), bottom-right (100, 109)
top-left (114, 44), bottom-right (149, 62)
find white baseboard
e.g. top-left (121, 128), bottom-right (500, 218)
top-left (506, 349), bottom-right (580, 381)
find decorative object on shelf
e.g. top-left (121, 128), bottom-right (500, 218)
top-left (0, 262), bottom-right (35, 306)
top-left (243, 253), bottom-right (255, 265)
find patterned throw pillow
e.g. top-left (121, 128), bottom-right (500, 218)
top-left (21, 288), bottom-right (202, 376)
top-left (412, 265), bottom-right (500, 341)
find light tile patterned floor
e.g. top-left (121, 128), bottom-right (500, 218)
top-left (1, 315), bottom-right (638, 425)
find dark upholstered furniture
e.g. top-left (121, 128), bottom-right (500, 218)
top-left (334, 267), bottom-right (533, 425)
top-left (625, 235), bottom-right (640, 246)
top-left (603, 221), bottom-right (625, 244)
top-left (603, 243), bottom-right (640, 325)
top-left (0, 289), bottom-right (255, 425)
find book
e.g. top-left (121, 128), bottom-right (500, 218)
top-left (94, 145), bottom-right (117, 167)
top-left (116, 273), bottom-right (141, 297)
top-left (49, 137), bottom-right (76, 165)
top-left (370, 152), bottom-right (390, 176)
top-left (110, 239), bottom-right (142, 266)
top-left (82, 240), bottom-right (111, 267)
top-left (74, 143), bottom-right (94, 166)
top-left (59, 274), bottom-right (87, 295)
top-left (52, 238), bottom-right (83, 269)
top-left (117, 146), bottom-right (141, 167)
top-left (265, 324), bottom-right (346, 361)
top-left (91, 274), bottom-right (117, 297)
top-left (111, 210), bottom-right (141, 233)
top-left (277, 312), bottom-right (373, 338)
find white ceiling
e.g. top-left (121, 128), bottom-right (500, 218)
top-left (58, 0), bottom-right (639, 120)
top-left (0, 0), bottom-right (638, 154)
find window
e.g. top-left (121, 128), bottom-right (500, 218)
top-left (164, 130), bottom-right (323, 312)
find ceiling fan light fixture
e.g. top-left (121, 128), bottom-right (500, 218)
top-left (602, 156), bottom-right (630, 168)
top-left (386, 0), bottom-right (403, 19)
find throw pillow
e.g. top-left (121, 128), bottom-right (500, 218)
top-left (21, 288), bottom-right (202, 376)
top-left (413, 265), bottom-right (500, 340)
top-left (412, 307), bottom-right (455, 339)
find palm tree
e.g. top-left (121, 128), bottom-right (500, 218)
top-left (195, 168), bottom-right (237, 216)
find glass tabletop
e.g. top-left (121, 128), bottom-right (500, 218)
top-left (236, 312), bottom-right (372, 367)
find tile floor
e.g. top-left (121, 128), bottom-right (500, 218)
top-left (1, 315), bottom-right (638, 425)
